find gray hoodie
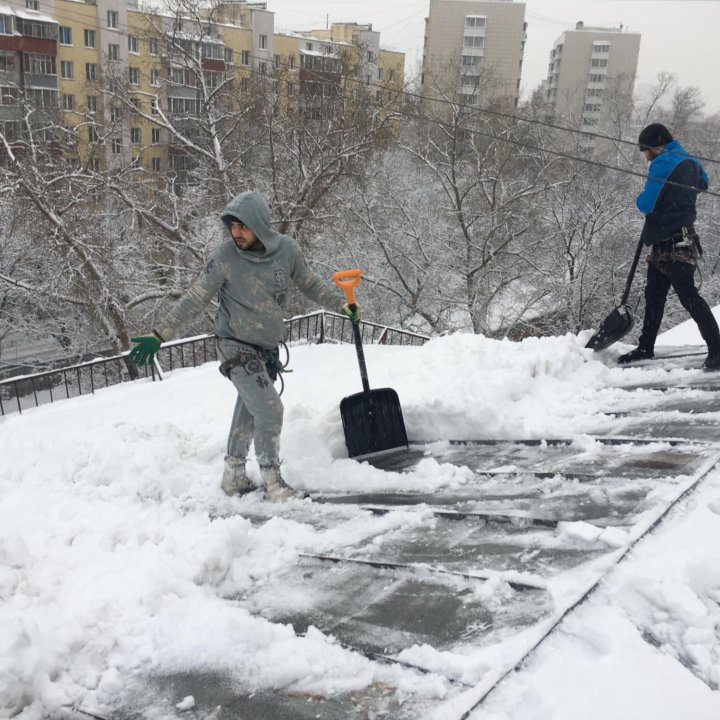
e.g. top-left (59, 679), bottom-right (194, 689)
top-left (155, 191), bottom-right (343, 349)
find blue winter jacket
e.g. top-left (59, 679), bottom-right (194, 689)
top-left (636, 139), bottom-right (708, 245)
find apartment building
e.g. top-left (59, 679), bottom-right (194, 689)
top-left (0, 1), bottom-right (403, 172)
top-left (545, 21), bottom-right (641, 129)
top-left (422, 0), bottom-right (527, 107)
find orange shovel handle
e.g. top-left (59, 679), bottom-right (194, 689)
top-left (332, 268), bottom-right (362, 305)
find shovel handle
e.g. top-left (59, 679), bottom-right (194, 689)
top-left (333, 269), bottom-right (362, 305)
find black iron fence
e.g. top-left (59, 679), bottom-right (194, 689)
top-left (0, 312), bottom-right (429, 416)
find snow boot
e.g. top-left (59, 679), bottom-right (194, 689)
top-left (260, 464), bottom-right (302, 502)
top-left (221, 457), bottom-right (254, 496)
top-left (617, 347), bottom-right (654, 364)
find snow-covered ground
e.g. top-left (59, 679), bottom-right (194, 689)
top-left (2, 319), bottom-right (720, 718)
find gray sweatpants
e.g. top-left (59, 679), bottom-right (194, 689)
top-left (216, 338), bottom-right (283, 466)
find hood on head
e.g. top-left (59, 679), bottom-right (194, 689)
top-left (221, 191), bottom-right (283, 253)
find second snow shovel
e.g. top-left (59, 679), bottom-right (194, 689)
top-left (333, 269), bottom-right (409, 460)
top-left (585, 236), bottom-right (644, 351)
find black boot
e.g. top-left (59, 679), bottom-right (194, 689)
top-left (618, 347), bottom-right (654, 365)
top-left (703, 350), bottom-right (720, 371)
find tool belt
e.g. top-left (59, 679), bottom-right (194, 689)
top-left (650, 225), bottom-right (702, 270)
top-left (654, 224), bottom-right (702, 257)
top-left (218, 338), bottom-right (291, 388)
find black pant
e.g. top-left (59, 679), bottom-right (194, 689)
top-left (639, 260), bottom-right (720, 351)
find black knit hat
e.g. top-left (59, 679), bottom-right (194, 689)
top-left (638, 123), bottom-right (673, 150)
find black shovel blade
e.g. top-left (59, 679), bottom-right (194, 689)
top-left (585, 304), bottom-right (635, 351)
top-left (340, 388), bottom-right (409, 460)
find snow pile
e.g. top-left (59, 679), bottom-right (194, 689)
top-left (1, 331), bottom-right (720, 718)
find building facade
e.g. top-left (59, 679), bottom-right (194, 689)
top-left (545, 21), bottom-right (641, 129)
top-left (422, 0), bottom-right (527, 108)
top-left (0, 1), bottom-right (404, 171)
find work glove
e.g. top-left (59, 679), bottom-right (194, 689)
top-left (129, 333), bottom-right (162, 365)
top-left (340, 302), bottom-right (361, 324)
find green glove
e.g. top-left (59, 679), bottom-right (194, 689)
top-left (129, 334), bottom-right (161, 365)
top-left (340, 302), bottom-right (361, 324)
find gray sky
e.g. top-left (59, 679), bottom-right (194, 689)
top-left (267, 0), bottom-right (720, 115)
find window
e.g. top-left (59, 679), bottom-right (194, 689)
top-left (111, 106), bottom-right (121, 122)
top-left (26, 0), bottom-right (39, 9)
top-left (241, 77), bottom-right (249, 92)
top-left (388, 69), bottom-right (394, 81)
top-left (305, 42), bottom-right (313, 51)
top-left (0, 53), bottom-right (16, 71)
top-left (0, 16), bottom-right (8, 35)
top-left (168, 96), bottom-right (197, 114)
top-left (88, 125), bottom-right (99, 143)
top-left (149, 37), bottom-right (159, 55)
top-left (273, 54), bottom-right (280, 69)
top-left (170, 67), bottom-right (194, 86)
top-left (259, 34), bottom-right (267, 49)
top-left (86, 63), bottom-right (97, 80)
top-left (586, 88), bottom-right (603, 98)
top-left (107, 11), bottom-right (118, 29)
top-left (151, 98), bottom-right (159, 115)
top-left (584, 102), bottom-right (602, 112)
top-left (588, 73), bottom-right (606, 83)
top-left (27, 88), bottom-right (58, 107)
top-left (108, 43), bottom-right (119, 61)
top-left (225, 47), bottom-right (233, 64)
top-left (60, 61), bottom-right (73, 79)
top-left (16, 19), bottom-right (55, 39)
top-left (87, 95), bottom-right (97, 113)
top-left (463, 36), bottom-right (484, 48)
top-left (241, 50), bottom-right (249, 65)
top-left (59, 26), bottom-right (72, 45)
top-left (62, 94), bottom-right (75, 111)
top-left (170, 154), bottom-right (193, 171)
top-left (152, 157), bottom-right (161, 171)
top-left (287, 81), bottom-right (294, 95)
top-left (461, 55), bottom-right (482, 67)
top-left (128, 35), bottom-right (139, 53)
top-left (204, 70), bottom-right (222, 87)
top-left (590, 59), bottom-right (608, 68)
top-left (259, 62), bottom-right (266, 75)
top-left (151, 128), bottom-right (160, 144)
top-left (111, 138), bottom-right (121, 154)
top-left (24, 54), bottom-right (56, 75)
top-left (465, 16), bottom-right (486, 28)
top-left (150, 69), bottom-right (160, 86)
top-left (288, 55), bottom-right (295, 70)
top-left (84, 29), bottom-right (96, 48)
top-left (593, 43), bottom-right (610, 53)
top-left (128, 67), bottom-right (139, 84)
top-left (1, 86), bottom-right (19, 105)
top-left (131, 127), bottom-right (141, 144)
top-left (201, 43), bottom-right (222, 60)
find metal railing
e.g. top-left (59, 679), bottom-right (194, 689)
top-left (0, 312), bottom-right (429, 416)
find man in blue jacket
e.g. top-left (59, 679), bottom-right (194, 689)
top-left (618, 123), bottom-right (720, 370)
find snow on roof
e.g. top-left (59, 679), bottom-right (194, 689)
top-left (2, 6), bottom-right (58, 24)
top-left (299, 47), bottom-right (340, 58)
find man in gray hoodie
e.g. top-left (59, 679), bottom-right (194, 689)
top-left (129, 191), bottom-right (358, 501)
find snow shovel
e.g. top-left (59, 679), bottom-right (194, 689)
top-left (585, 236), bottom-right (644, 351)
top-left (333, 269), bottom-right (409, 460)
